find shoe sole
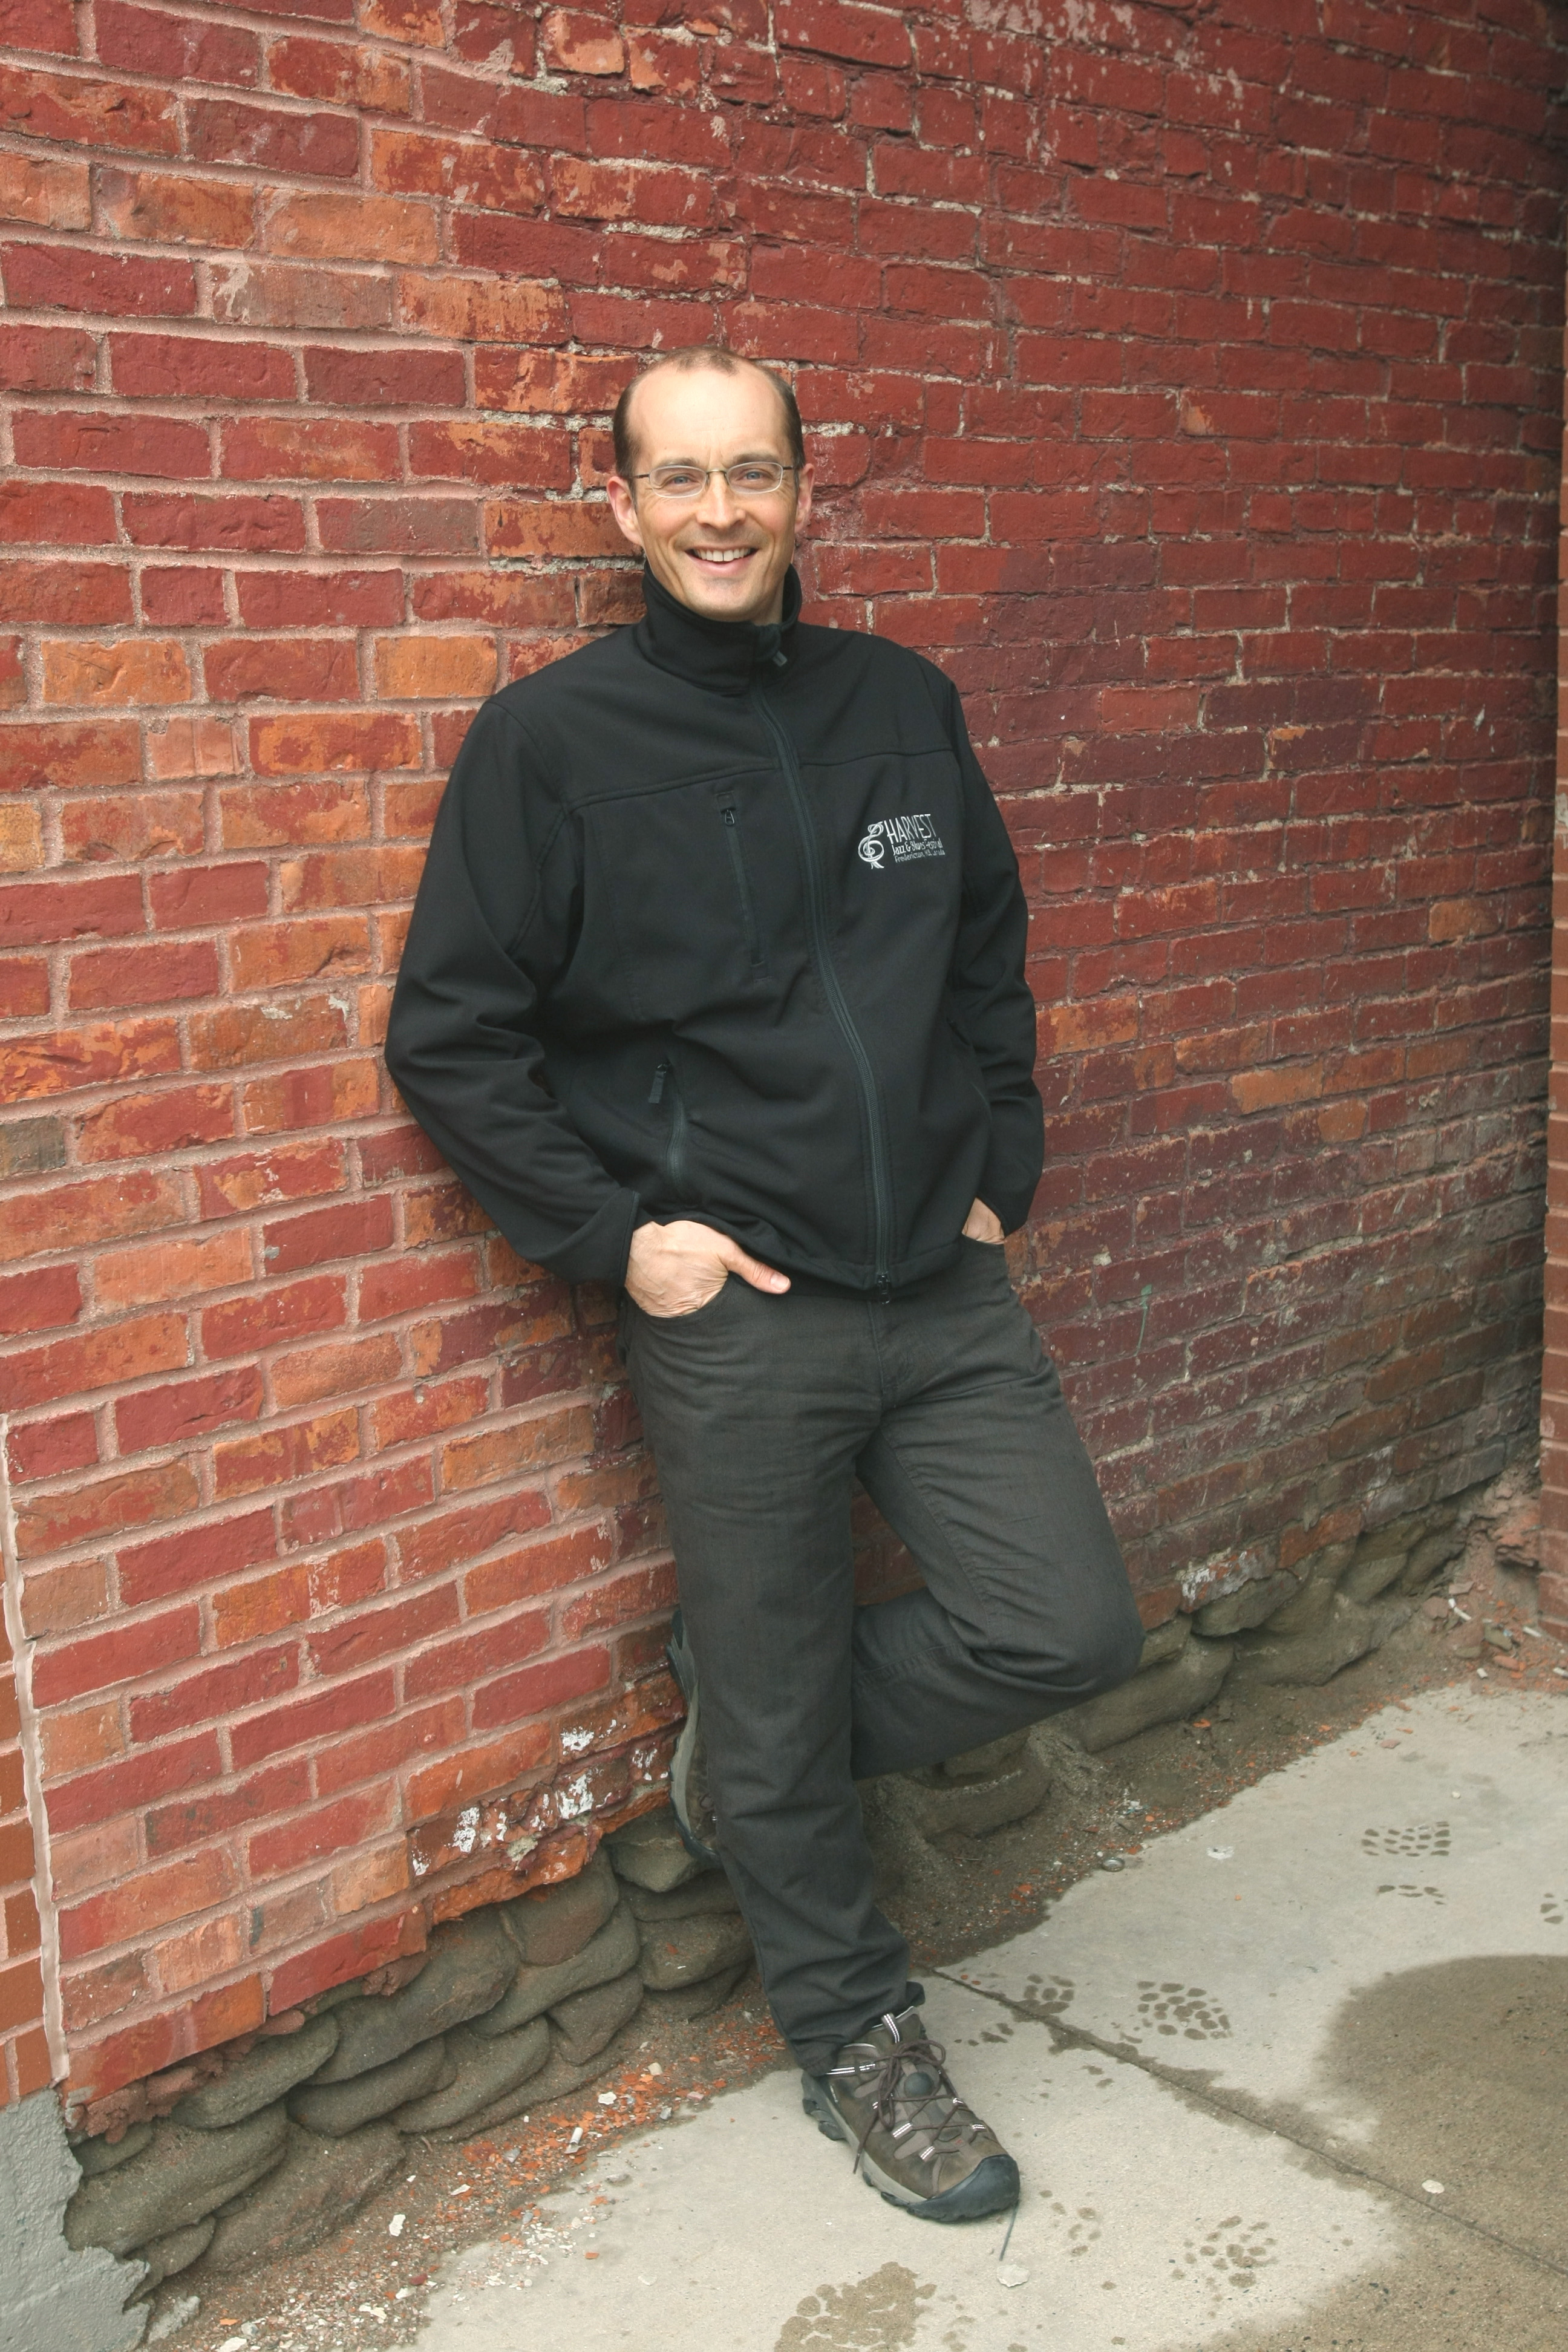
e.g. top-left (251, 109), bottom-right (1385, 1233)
top-left (666, 1613), bottom-right (720, 1868)
top-left (802, 2077), bottom-right (1021, 2223)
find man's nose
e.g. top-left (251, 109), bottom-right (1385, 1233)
top-left (693, 470), bottom-right (742, 528)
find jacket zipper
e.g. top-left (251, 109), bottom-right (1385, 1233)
top-left (648, 1057), bottom-right (690, 1195)
top-left (750, 685), bottom-right (894, 1296)
top-left (718, 803), bottom-right (764, 967)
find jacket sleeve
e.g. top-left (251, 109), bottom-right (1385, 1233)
top-left (384, 699), bottom-right (641, 1285)
top-left (931, 667), bottom-right (1045, 1233)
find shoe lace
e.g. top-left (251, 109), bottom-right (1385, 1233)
top-left (835, 2023), bottom-right (985, 2175)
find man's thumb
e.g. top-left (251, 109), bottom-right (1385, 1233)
top-left (720, 1239), bottom-right (790, 1293)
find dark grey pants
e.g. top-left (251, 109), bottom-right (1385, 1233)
top-left (621, 1238), bottom-right (1142, 2075)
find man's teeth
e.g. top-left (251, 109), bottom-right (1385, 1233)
top-left (692, 549), bottom-right (753, 563)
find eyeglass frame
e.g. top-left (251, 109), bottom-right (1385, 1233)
top-left (627, 460), bottom-right (805, 502)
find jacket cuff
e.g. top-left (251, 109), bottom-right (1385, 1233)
top-left (540, 1189), bottom-right (642, 1286)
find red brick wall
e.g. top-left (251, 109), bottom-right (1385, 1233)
top-left (1, 2), bottom-right (1563, 2111)
top-left (1540, 249), bottom-right (1568, 1645)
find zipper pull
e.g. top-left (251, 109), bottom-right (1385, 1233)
top-left (771, 647), bottom-right (787, 669)
top-left (720, 805), bottom-right (737, 826)
top-left (648, 1059), bottom-right (670, 1105)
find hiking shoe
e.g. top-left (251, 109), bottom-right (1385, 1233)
top-left (802, 2004), bottom-right (1019, 2222)
top-left (666, 1607), bottom-right (719, 1867)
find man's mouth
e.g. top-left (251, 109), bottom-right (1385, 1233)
top-left (684, 546), bottom-right (758, 569)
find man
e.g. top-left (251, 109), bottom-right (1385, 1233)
top-left (385, 348), bottom-right (1142, 2224)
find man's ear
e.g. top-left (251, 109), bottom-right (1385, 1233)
top-left (606, 475), bottom-right (645, 554)
top-left (794, 462), bottom-right (815, 535)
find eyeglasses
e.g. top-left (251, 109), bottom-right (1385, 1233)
top-left (631, 461), bottom-right (800, 503)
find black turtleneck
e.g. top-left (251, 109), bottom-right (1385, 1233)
top-left (634, 562), bottom-right (800, 693)
top-left (386, 565), bottom-right (1042, 1293)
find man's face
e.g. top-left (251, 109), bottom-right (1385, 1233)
top-left (606, 364), bottom-right (813, 627)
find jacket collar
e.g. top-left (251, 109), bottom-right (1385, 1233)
top-left (633, 563), bottom-right (801, 694)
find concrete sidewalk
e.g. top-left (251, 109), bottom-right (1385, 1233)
top-left (414, 1686), bottom-right (1567, 2350)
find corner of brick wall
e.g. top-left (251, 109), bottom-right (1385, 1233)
top-left (0, 0), bottom-right (1564, 2114)
top-left (0, 1612), bottom-right (50, 2106)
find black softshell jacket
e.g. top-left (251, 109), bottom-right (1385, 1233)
top-left (384, 566), bottom-right (1044, 1294)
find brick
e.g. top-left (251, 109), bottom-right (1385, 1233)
top-left (394, 272), bottom-right (567, 344)
top-left (41, 638), bottom-right (190, 708)
top-left (316, 495), bottom-right (480, 555)
top-left (205, 637), bottom-right (359, 704)
top-left (0, 1264), bottom-right (80, 1338)
top-left (249, 711), bottom-right (421, 775)
top-left (122, 489), bottom-right (304, 550)
top-left (484, 498), bottom-right (626, 560)
top-left (231, 1669), bottom-right (394, 1771)
top-left (0, 1167), bottom-right (181, 1267)
top-left (2, 1311), bottom-right (189, 1414)
top-left (93, 1228), bottom-right (251, 1313)
top-left (0, 480), bottom-right (116, 547)
top-left (472, 1642), bottom-right (609, 1731)
top-left (3, 239), bottom-right (196, 318)
top-left (0, 563), bottom-right (131, 627)
top-left (218, 779), bottom-right (370, 849)
top-left (32, 1602), bottom-right (200, 1710)
top-left (13, 410), bottom-right (210, 480)
top-left (57, 792), bottom-right (203, 865)
top-left (128, 1644), bottom-right (298, 1746)
top-left (270, 1333), bottom-right (400, 1409)
top-left (7, 1411), bottom-right (96, 1485)
top-left (542, 9), bottom-right (625, 73)
top-left (188, 993), bottom-right (349, 1071)
top-left (67, 939), bottom-right (217, 1013)
top-left (60, 1850), bottom-right (238, 1963)
top-left (238, 569), bottom-right (403, 629)
top-left (116, 1365), bottom-right (264, 1454)
top-left (0, 65), bottom-right (180, 156)
top-left (368, 127), bottom-right (545, 215)
top-left (209, 258), bottom-right (393, 333)
top-left (96, 2), bottom-right (260, 88)
top-left (111, 336), bottom-right (297, 404)
top-left (0, 153), bottom-right (91, 230)
top-left (374, 635), bottom-right (496, 699)
top-left (267, 36), bottom-right (411, 109)
top-left (264, 191), bottom-right (439, 266)
top-left (220, 417), bottom-right (399, 483)
top-left (240, 1058), bottom-right (379, 1135)
top-left (188, 97), bottom-right (358, 176)
top-left (19, 1555), bottom-right (110, 1639)
top-left (0, 323), bottom-right (95, 391)
top-left (119, 1508), bottom-right (275, 1609)
top-left (201, 1272), bottom-right (345, 1359)
top-left (76, 1085), bottom-right (232, 1171)
top-left (212, 1408), bottom-right (359, 1501)
top-left (302, 344), bottom-right (465, 408)
top-left (47, 1734), bottom-right (221, 1838)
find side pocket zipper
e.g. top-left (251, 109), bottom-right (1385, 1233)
top-left (648, 1059), bottom-right (690, 1194)
top-left (719, 803), bottom-right (765, 968)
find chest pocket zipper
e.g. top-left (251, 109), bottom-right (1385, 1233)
top-left (648, 1058), bottom-right (691, 1195)
top-left (718, 802), bottom-right (765, 969)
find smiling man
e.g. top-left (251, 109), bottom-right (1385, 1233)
top-left (386, 348), bottom-right (1141, 2226)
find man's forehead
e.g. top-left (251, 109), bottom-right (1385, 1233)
top-left (628, 364), bottom-right (791, 455)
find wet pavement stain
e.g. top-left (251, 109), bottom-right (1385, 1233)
top-left (1204, 1954), bottom-right (1568, 2352)
top-left (773, 2262), bottom-right (935, 2350)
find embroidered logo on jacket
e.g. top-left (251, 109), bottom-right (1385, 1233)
top-left (856, 814), bottom-right (946, 869)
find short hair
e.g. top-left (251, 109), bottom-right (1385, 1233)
top-left (612, 347), bottom-right (806, 482)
